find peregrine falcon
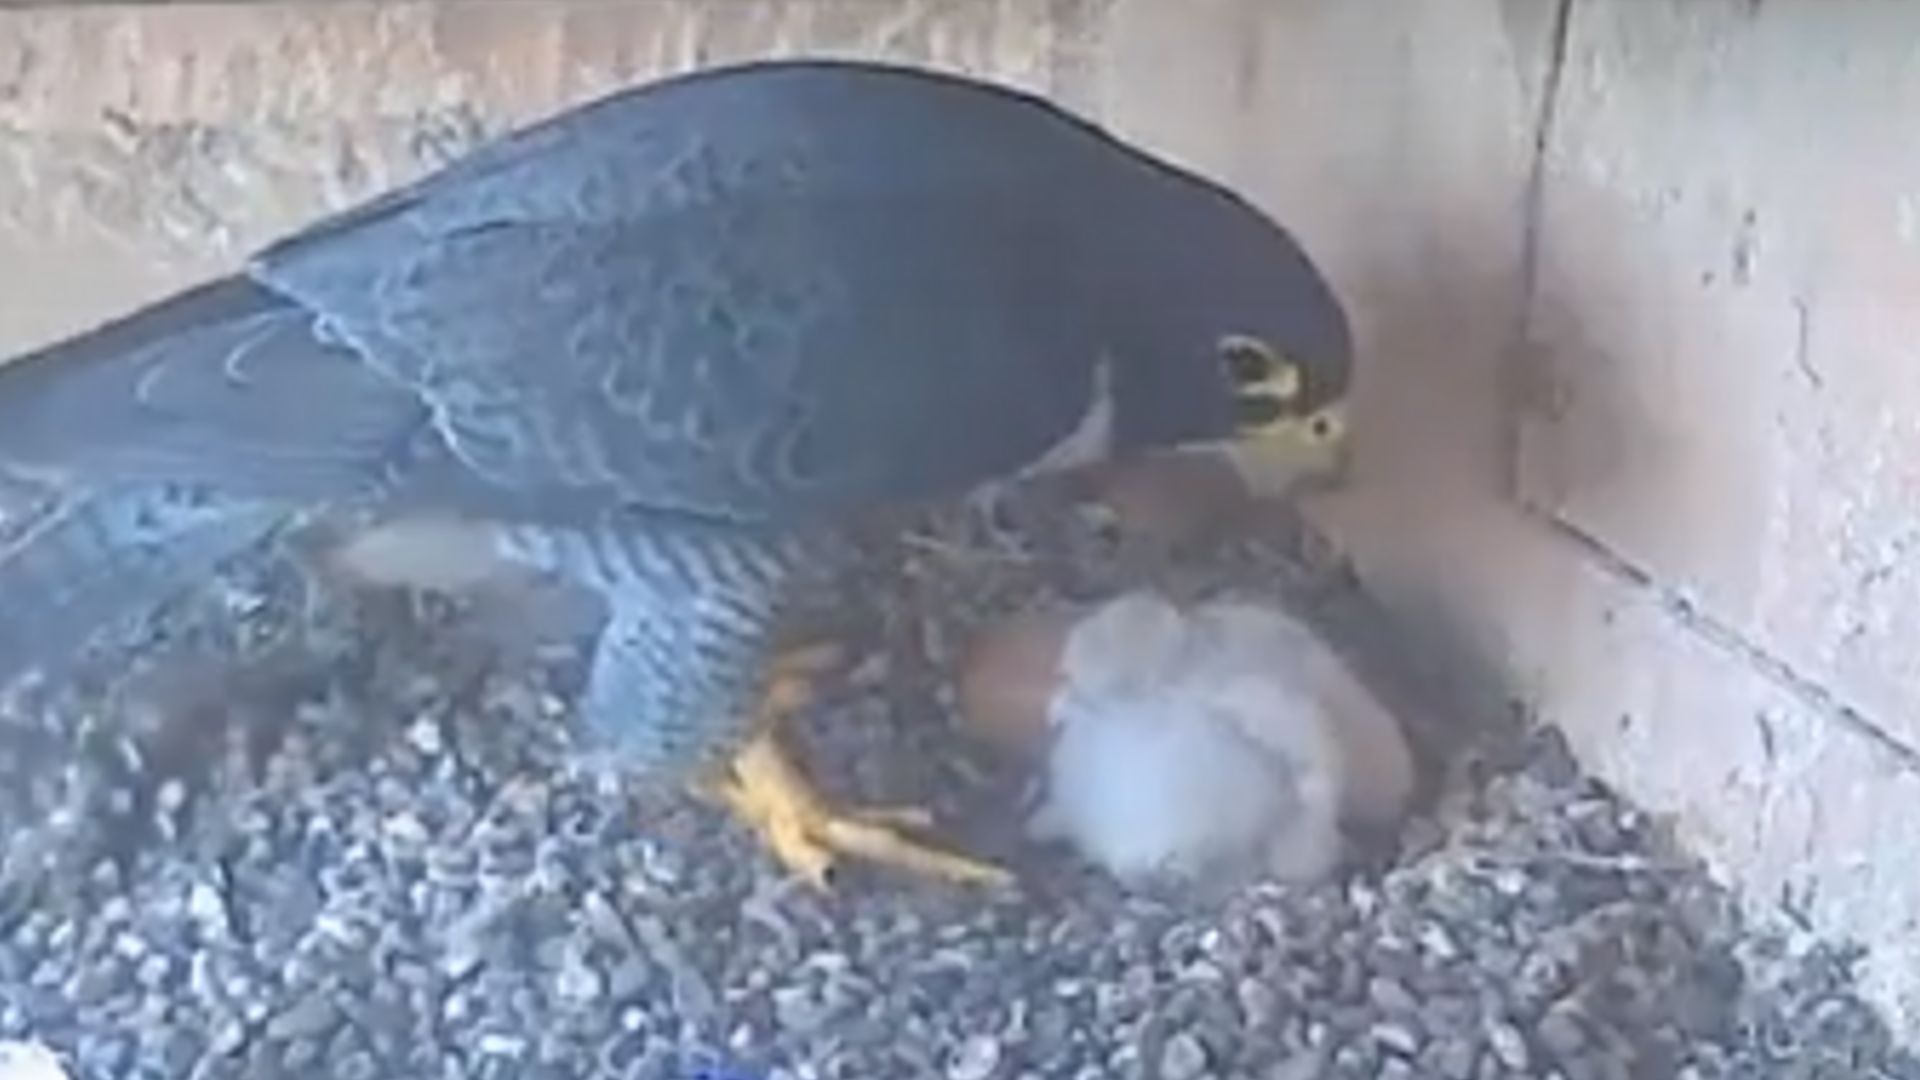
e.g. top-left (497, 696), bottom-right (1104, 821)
top-left (0, 60), bottom-right (1353, 889)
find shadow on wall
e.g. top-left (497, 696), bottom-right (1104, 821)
top-left (1306, 195), bottom-right (1670, 760)
top-left (1511, 231), bottom-right (1678, 544)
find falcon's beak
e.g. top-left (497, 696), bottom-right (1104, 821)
top-left (1219, 400), bottom-right (1351, 498)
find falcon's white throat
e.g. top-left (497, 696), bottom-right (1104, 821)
top-left (1019, 358), bottom-right (1115, 477)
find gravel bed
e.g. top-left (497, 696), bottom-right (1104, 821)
top-left (0, 487), bottom-right (1914, 1080)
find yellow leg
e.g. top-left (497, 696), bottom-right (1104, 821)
top-left (700, 647), bottom-right (1012, 891)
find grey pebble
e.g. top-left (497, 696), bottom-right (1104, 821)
top-left (947, 1033), bottom-right (1003, 1080)
top-left (279, 1037), bottom-right (321, 1073)
top-left (1427, 1038), bottom-right (1479, 1080)
top-left (75, 1033), bottom-right (133, 1077)
top-left (1538, 1003), bottom-right (1588, 1057)
top-left (606, 957), bottom-right (652, 1000)
top-left (209, 1018), bottom-right (248, 1057)
top-left (64, 962), bottom-right (122, 1006)
top-left (476, 1032), bottom-right (528, 1058)
top-left (1236, 979), bottom-right (1280, 1030)
top-left (1376, 1058), bottom-right (1417, 1080)
top-left (1371, 1022), bottom-right (1422, 1057)
top-left (553, 950), bottom-right (604, 1004)
top-left (336, 1050), bottom-right (378, 1080)
top-left (1329, 1041), bottom-right (1375, 1073)
top-left (1486, 1020), bottom-right (1531, 1071)
top-left (135, 953), bottom-right (174, 989)
top-left (266, 991), bottom-right (339, 1041)
top-left (772, 985), bottom-right (835, 1034)
top-left (1264, 1045), bottom-right (1326, 1080)
top-left (1367, 976), bottom-right (1420, 1017)
top-left (1158, 1031), bottom-right (1209, 1080)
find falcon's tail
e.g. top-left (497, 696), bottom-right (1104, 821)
top-left (0, 486), bottom-right (289, 688)
top-left (0, 275), bottom-right (425, 499)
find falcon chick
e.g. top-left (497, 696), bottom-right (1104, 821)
top-left (0, 60), bottom-right (1353, 890)
top-left (1021, 591), bottom-right (1415, 888)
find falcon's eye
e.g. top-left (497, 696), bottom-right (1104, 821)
top-left (1218, 335), bottom-right (1276, 387)
top-left (1218, 335), bottom-right (1301, 410)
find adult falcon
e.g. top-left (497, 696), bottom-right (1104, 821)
top-left (0, 60), bottom-right (1352, 888)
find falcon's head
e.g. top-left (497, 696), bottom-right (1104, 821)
top-left (1105, 179), bottom-right (1354, 497)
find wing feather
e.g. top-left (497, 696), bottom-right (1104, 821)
top-left (251, 63), bottom-right (1150, 522)
top-left (264, 200), bottom-right (1104, 522)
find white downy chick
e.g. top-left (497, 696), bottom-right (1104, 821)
top-left (1028, 589), bottom-right (1413, 888)
top-left (0, 1042), bottom-right (69, 1080)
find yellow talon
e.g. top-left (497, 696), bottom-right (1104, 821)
top-left (696, 646), bottom-right (1012, 891)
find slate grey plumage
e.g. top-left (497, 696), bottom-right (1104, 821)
top-left (0, 59), bottom-right (1352, 785)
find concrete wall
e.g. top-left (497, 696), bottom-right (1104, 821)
top-left (3, 0), bottom-right (1917, 1039)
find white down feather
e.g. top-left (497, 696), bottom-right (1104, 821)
top-left (1028, 590), bottom-right (1411, 888)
